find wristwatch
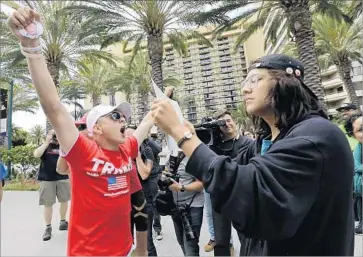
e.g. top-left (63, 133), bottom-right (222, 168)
top-left (177, 131), bottom-right (193, 148)
top-left (180, 185), bottom-right (186, 192)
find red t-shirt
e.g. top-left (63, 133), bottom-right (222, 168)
top-left (62, 134), bottom-right (138, 256)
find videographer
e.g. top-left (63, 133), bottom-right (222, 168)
top-left (165, 154), bottom-right (204, 256)
top-left (33, 130), bottom-right (70, 242)
top-left (203, 110), bottom-right (253, 256)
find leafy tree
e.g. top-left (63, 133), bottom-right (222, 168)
top-left (313, 14), bottom-right (362, 105)
top-left (0, 145), bottom-right (40, 182)
top-left (29, 125), bottom-right (45, 146)
top-left (11, 124), bottom-right (30, 147)
top-left (193, 0), bottom-right (356, 103)
top-left (119, 51), bottom-right (182, 119)
top-left (230, 103), bottom-right (253, 132)
top-left (59, 80), bottom-right (86, 119)
top-left (2, 1), bottom-right (116, 131)
top-left (65, 0), bottom-right (212, 91)
top-left (283, 12), bottom-right (362, 105)
top-left (69, 58), bottom-right (117, 107)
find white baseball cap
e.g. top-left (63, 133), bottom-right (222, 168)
top-left (86, 102), bottom-right (132, 136)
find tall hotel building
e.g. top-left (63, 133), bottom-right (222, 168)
top-left (84, 26), bottom-right (265, 124)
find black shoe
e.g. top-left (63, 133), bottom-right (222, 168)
top-left (42, 226), bottom-right (52, 241)
top-left (355, 223), bottom-right (362, 234)
top-left (59, 220), bottom-right (68, 231)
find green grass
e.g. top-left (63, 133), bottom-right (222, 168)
top-left (4, 181), bottom-right (40, 191)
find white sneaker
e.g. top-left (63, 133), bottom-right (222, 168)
top-left (155, 231), bottom-right (163, 240)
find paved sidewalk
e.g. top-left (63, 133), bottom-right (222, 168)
top-left (1, 191), bottom-right (362, 256)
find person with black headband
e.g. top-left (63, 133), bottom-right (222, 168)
top-left (151, 54), bottom-right (354, 255)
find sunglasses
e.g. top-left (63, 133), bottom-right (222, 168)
top-left (104, 111), bottom-right (126, 123)
top-left (77, 124), bottom-right (87, 131)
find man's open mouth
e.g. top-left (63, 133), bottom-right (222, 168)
top-left (120, 127), bottom-right (125, 134)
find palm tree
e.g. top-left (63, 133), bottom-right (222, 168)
top-left (29, 125), bottom-right (45, 146)
top-left (2, 1), bottom-right (116, 88)
top-left (11, 123), bottom-right (30, 146)
top-left (230, 103), bottom-right (253, 132)
top-left (65, 0), bottom-right (212, 91)
top-left (2, 1), bottom-right (117, 131)
top-left (283, 13), bottom-right (362, 105)
top-left (70, 58), bottom-right (116, 107)
top-left (313, 14), bottom-right (362, 105)
top-left (11, 84), bottom-right (39, 114)
top-left (119, 51), bottom-right (182, 120)
top-left (59, 80), bottom-right (86, 119)
top-left (193, 0), bottom-right (355, 104)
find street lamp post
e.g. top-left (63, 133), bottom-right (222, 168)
top-left (6, 80), bottom-right (14, 178)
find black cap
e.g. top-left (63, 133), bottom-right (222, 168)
top-left (336, 103), bottom-right (358, 112)
top-left (250, 54), bottom-right (318, 100)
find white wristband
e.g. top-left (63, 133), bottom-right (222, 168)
top-left (20, 48), bottom-right (43, 59)
top-left (19, 43), bottom-right (42, 52)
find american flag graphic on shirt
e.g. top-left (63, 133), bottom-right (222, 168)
top-left (107, 176), bottom-right (127, 191)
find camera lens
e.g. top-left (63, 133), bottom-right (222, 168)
top-left (180, 210), bottom-right (196, 241)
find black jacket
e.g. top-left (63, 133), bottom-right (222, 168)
top-left (186, 115), bottom-right (354, 255)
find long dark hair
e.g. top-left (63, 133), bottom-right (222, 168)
top-left (250, 68), bottom-right (327, 137)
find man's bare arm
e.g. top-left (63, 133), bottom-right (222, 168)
top-left (33, 142), bottom-right (49, 158)
top-left (133, 113), bottom-right (154, 147)
top-left (133, 87), bottom-right (174, 146)
top-left (56, 157), bottom-right (70, 175)
top-left (26, 56), bottom-right (78, 154)
top-left (7, 8), bottom-right (78, 154)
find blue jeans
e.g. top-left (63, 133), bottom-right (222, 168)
top-left (172, 206), bottom-right (204, 256)
top-left (204, 191), bottom-right (233, 244)
top-left (204, 191), bottom-right (215, 240)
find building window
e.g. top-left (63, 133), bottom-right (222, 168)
top-left (353, 66), bottom-right (363, 76)
top-left (337, 86), bottom-right (344, 93)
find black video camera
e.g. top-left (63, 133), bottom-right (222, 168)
top-left (158, 153), bottom-right (183, 191)
top-left (194, 117), bottom-right (226, 146)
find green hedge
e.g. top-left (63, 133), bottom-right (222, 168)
top-left (4, 181), bottom-right (40, 191)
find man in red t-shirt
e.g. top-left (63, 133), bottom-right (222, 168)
top-left (7, 8), bottom-right (154, 256)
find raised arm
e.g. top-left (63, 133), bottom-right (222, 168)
top-left (7, 7), bottom-right (78, 154)
top-left (136, 145), bottom-right (154, 180)
top-left (56, 157), bottom-right (70, 175)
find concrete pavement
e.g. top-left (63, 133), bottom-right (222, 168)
top-left (1, 191), bottom-right (362, 256)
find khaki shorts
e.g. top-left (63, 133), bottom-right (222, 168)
top-left (39, 180), bottom-right (71, 206)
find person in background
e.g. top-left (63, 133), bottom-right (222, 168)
top-left (336, 103), bottom-right (359, 150)
top-left (167, 154), bottom-right (204, 256)
top-left (204, 110), bottom-right (253, 256)
top-left (337, 103), bottom-right (359, 119)
top-left (136, 134), bottom-right (159, 256)
top-left (145, 134), bottom-right (163, 240)
top-left (33, 130), bottom-right (70, 241)
top-left (158, 139), bottom-right (170, 172)
top-left (243, 130), bottom-right (255, 139)
top-left (345, 112), bottom-right (363, 234)
top-left (0, 161), bottom-right (7, 202)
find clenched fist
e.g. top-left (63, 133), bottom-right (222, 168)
top-left (7, 6), bottom-right (42, 47)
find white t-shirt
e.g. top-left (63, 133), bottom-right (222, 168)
top-left (159, 146), bottom-right (170, 166)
